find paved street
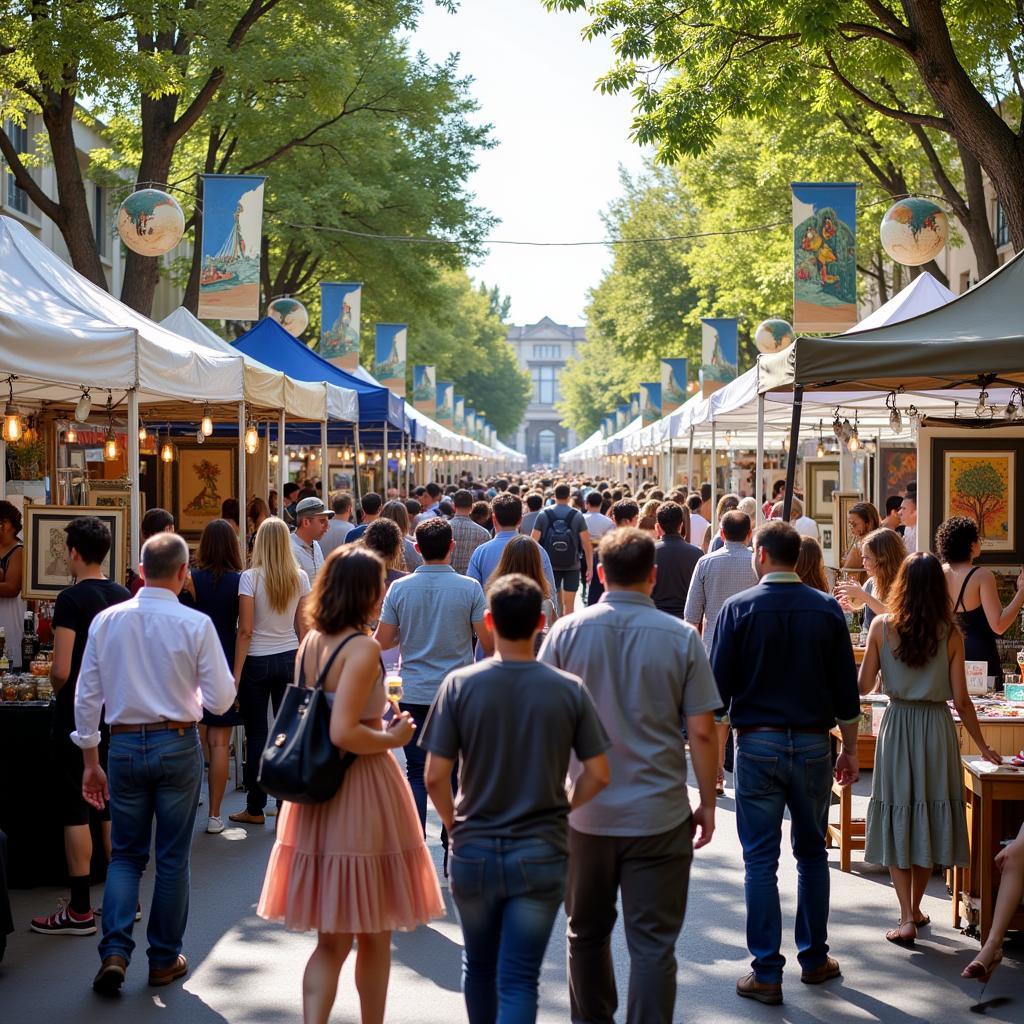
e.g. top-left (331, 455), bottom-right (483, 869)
top-left (1, 769), bottom-right (1020, 1023)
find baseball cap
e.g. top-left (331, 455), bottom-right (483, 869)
top-left (294, 496), bottom-right (334, 519)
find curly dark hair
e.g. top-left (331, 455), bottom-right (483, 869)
top-left (934, 515), bottom-right (978, 564)
top-left (888, 552), bottom-right (952, 668)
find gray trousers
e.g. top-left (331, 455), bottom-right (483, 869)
top-left (566, 819), bottom-right (693, 1024)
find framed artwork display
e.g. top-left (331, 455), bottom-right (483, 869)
top-left (23, 504), bottom-right (127, 599)
top-left (930, 436), bottom-right (1024, 563)
top-left (173, 446), bottom-right (237, 539)
top-left (86, 478), bottom-right (132, 508)
top-left (879, 445), bottom-right (917, 501)
top-left (328, 466), bottom-right (354, 494)
top-left (805, 459), bottom-right (841, 523)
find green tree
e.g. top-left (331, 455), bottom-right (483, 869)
top-left (547, 0), bottom-right (1024, 262)
top-left (953, 463), bottom-right (1007, 539)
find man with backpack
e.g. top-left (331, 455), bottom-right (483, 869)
top-left (532, 483), bottom-right (593, 615)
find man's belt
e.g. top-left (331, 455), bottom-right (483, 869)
top-left (109, 721), bottom-right (197, 735)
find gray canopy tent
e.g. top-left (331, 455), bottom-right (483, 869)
top-left (759, 247), bottom-right (1024, 518)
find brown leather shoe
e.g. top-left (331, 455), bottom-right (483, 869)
top-left (801, 956), bottom-right (841, 984)
top-left (228, 810), bottom-right (265, 825)
top-left (148, 953), bottom-right (188, 987)
top-left (93, 955), bottom-right (127, 995)
top-left (736, 971), bottom-right (783, 1005)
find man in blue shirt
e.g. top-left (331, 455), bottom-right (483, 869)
top-left (711, 520), bottom-right (861, 1007)
top-left (467, 493), bottom-right (556, 598)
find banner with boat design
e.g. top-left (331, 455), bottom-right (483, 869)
top-left (198, 175), bottom-right (266, 321)
top-left (374, 323), bottom-right (407, 397)
top-left (661, 358), bottom-right (688, 414)
top-left (320, 282), bottom-right (362, 371)
top-left (413, 365), bottom-right (436, 416)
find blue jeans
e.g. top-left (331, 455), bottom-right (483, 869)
top-left (734, 730), bottom-right (833, 983)
top-left (451, 837), bottom-right (567, 1024)
top-left (402, 702), bottom-right (455, 853)
top-left (100, 727), bottom-right (203, 968)
top-left (239, 650), bottom-right (295, 814)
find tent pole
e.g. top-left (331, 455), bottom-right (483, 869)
top-left (383, 422), bottom-right (389, 496)
top-left (782, 386), bottom-right (803, 522)
top-left (238, 401), bottom-right (247, 553)
top-left (710, 419), bottom-right (717, 528)
top-left (320, 418), bottom-right (328, 497)
top-left (687, 428), bottom-right (695, 492)
top-left (277, 411), bottom-right (286, 515)
top-left (353, 424), bottom-right (363, 505)
top-left (755, 394), bottom-right (765, 526)
top-left (127, 389), bottom-right (140, 572)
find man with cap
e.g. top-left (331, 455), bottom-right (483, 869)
top-left (291, 496), bottom-right (332, 581)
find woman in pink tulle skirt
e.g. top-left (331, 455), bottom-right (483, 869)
top-left (258, 548), bottom-right (443, 1024)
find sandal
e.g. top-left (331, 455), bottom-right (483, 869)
top-left (962, 949), bottom-right (1002, 982)
top-left (715, 770), bottom-right (726, 797)
top-left (885, 921), bottom-right (917, 947)
top-left (913, 914), bottom-right (930, 928)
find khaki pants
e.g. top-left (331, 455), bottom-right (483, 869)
top-left (566, 819), bottom-right (693, 1024)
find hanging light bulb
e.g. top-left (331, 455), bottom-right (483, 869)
top-left (102, 395), bottom-right (119, 461)
top-left (308, 449), bottom-right (317, 462)
top-left (907, 405), bottom-right (921, 432)
top-left (2, 378), bottom-right (21, 444)
top-left (244, 422), bottom-right (260, 455)
top-left (270, 453), bottom-right (279, 465)
top-left (343, 447), bottom-right (352, 461)
top-left (160, 429), bottom-right (176, 463)
top-left (840, 417), bottom-right (852, 441)
top-left (975, 390), bottom-right (990, 417)
top-left (336, 450), bottom-right (343, 460)
top-left (201, 403), bottom-right (214, 437)
top-left (832, 410), bottom-right (844, 441)
top-left (865, 439), bottom-right (877, 456)
top-left (816, 439), bottom-right (825, 458)
top-left (65, 423), bottom-right (78, 445)
top-left (885, 391), bottom-right (903, 435)
top-left (138, 422), bottom-right (148, 443)
top-left (195, 428), bottom-right (206, 445)
top-left (847, 427), bottom-right (861, 453)
top-left (75, 389), bottom-right (92, 423)
top-left (357, 451), bottom-right (367, 465)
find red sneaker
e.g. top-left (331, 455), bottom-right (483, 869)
top-left (31, 899), bottom-right (96, 936)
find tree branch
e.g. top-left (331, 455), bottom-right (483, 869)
top-left (0, 127), bottom-right (62, 222)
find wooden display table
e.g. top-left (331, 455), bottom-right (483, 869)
top-left (951, 758), bottom-right (1024, 942)
top-left (955, 717), bottom-right (1024, 757)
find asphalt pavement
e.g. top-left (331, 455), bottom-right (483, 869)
top-left (1, 767), bottom-right (1020, 1023)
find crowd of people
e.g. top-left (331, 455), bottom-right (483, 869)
top-left (8, 469), bottom-right (1023, 1023)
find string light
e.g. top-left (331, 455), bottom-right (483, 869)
top-left (160, 428), bottom-right (176, 463)
top-left (244, 421), bottom-right (260, 455)
top-left (201, 403), bottom-right (214, 437)
top-left (74, 389), bottom-right (92, 422)
top-left (975, 390), bottom-right (990, 418)
top-left (138, 422), bottom-right (148, 443)
top-left (103, 395), bottom-right (120, 462)
top-left (2, 378), bottom-right (21, 444)
top-left (195, 428), bottom-right (206, 445)
top-left (66, 423), bottom-right (78, 445)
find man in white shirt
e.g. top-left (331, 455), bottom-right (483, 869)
top-left (775, 496), bottom-right (819, 541)
top-left (74, 533), bottom-right (234, 995)
top-left (686, 494), bottom-right (711, 548)
top-left (319, 493), bottom-right (353, 558)
top-left (583, 490), bottom-right (615, 542)
top-left (290, 496), bottom-right (332, 579)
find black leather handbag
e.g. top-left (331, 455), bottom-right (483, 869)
top-left (258, 634), bottom-right (358, 805)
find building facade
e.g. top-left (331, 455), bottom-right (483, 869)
top-left (505, 316), bottom-right (584, 466)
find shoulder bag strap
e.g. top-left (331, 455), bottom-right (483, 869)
top-left (301, 632), bottom-right (363, 691)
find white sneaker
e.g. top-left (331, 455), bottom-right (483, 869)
top-left (205, 816), bottom-right (225, 834)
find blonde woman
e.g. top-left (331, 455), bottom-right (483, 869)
top-left (230, 517), bottom-right (311, 826)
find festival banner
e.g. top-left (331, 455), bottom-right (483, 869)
top-left (198, 174), bottom-right (266, 320)
top-left (792, 182), bottom-right (857, 332)
top-left (436, 381), bottom-right (454, 430)
top-left (465, 408), bottom-right (476, 439)
top-left (454, 395), bottom-right (465, 434)
top-left (616, 404), bottom-right (630, 431)
top-left (319, 282), bottom-right (362, 371)
top-left (640, 382), bottom-right (662, 426)
top-left (700, 318), bottom-right (739, 398)
top-left (629, 392), bottom-right (641, 419)
top-left (374, 324), bottom-right (407, 397)
top-left (661, 358), bottom-right (688, 414)
top-left (413, 365), bottom-right (436, 417)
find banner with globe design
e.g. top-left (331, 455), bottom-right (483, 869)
top-left (413, 365), bottom-right (436, 417)
top-left (629, 392), bottom-right (641, 419)
top-left (661, 358), bottom-right (688, 414)
top-left (198, 174), bottom-right (266, 321)
top-left (700, 318), bottom-right (739, 397)
top-left (436, 381), bottom-right (454, 430)
top-left (640, 382), bottom-right (662, 426)
top-left (454, 395), bottom-right (465, 434)
top-left (320, 282), bottom-right (362, 371)
top-left (374, 324), bottom-right (407, 397)
top-left (792, 182), bottom-right (857, 332)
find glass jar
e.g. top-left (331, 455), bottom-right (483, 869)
top-left (1, 674), bottom-right (17, 702)
top-left (16, 676), bottom-right (37, 702)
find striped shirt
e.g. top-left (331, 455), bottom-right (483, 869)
top-left (684, 541), bottom-right (758, 656)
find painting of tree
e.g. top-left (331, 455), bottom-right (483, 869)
top-left (176, 448), bottom-right (235, 537)
top-left (946, 453), bottom-right (1013, 549)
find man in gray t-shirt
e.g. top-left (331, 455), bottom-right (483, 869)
top-left (539, 528), bottom-right (720, 1024)
top-left (421, 575), bottom-right (610, 1024)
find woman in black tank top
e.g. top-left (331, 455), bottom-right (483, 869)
top-left (936, 516), bottom-right (1024, 686)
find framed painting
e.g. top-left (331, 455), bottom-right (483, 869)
top-left (835, 491), bottom-right (865, 566)
top-left (23, 504), bottom-right (127, 599)
top-left (805, 458), bottom-right (840, 523)
top-left (879, 446), bottom-right (917, 501)
top-left (930, 436), bottom-right (1024, 562)
top-left (328, 466), bottom-right (353, 494)
top-left (87, 478), bottom-right (132, 508)
top-left (173, 446), bottom-right (237, 539)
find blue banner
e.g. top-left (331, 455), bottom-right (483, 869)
top-left (374, 323), bottom-right (407, 397)
top-left (661, 358), bottom-right (688, 413)
top-left (640, 382), bottom-right (662, 426)
top-left (454, 395), bottom-right (465, 434)
top-left (436, 381), bottom-right (454, 429)
top-left (792, 181), bottom-right (857, 332)
top-left (198, 174), bottom-right (265, 321)
top-left (320, 282), bottom-right (362, 370)
top-left (413, 365), bottom-right (436, 416)
top-left (629, 392), bottom-right (641, 419)
top-left (700, 318), bottom-right (739, 397)
top-left (616, 404), bottom-right (630, 431)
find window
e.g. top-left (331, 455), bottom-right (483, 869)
top-left (959, 271), bottom-right (973, 295)
top-left (536, 429), bottom-right (557, 465)
top-left (93, 185), bottom-right (108, 258)
top-left (5, 120), bottom-right (28, 215)
top-left (995, 202), bottom-right (1010, 249)
top-left (532, 365), bottom-right (558, 405)
top-left (532, 344), bottom-right (560, 359)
